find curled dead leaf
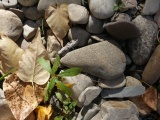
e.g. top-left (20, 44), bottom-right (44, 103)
top-left (45, 4), bottom-right (70, 45)
top-left (142, 86), bottom-right (157, 111)
top-left (16, 28), bottom-right (50, 85)
top-left (0, 34), bottom-right (24, 73)
top-left (3, 74), bottom-right (45, 120)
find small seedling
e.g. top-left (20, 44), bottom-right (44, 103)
top-left (38, 55), bottom-right (81, 119)
top-left (113, 0), bottom-right (125, 11)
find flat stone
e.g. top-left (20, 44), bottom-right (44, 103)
top-left (0, 88), bottom-right (15, 120)
top-left (63, 74), bottom-right (95, 107)
top-left (18, 0), bottom-right (39, 6)
top-left (142, 0), bottom-right (160, 15)
top-left (106, 20), bottom-right (140, 40)
top-left (98, 74), bottom-right (126, 89)
top-left (92, 101), bottom-right (139, 120)
top-left (154, 10), bottom-right (160, 28)
top-left (78, 86), bottom-right (102, 106)
top-left (24, 6), bottom-right (42, 20)
top-left (0, 10), bottom-right (23, 41)
top-left (23, 20), bottom-right (38, 40)
top-left (68, 4), bottom-right (89, 24)
top-left (142, 45), bottom-right (160, 85)
top-left (9, 8), bottom-right (24, 21)
top-left (128, 15), bottom-right (158, 65)
top-left (68, 27), bottom-right (90, 47)
top-left (61, 41), bottom-right (126, 80)
top-left (88, 0), bottom-right (116, 19)
top-left (0, 1), bottom-right (5, 9)
top-left (38, 0), bottom-right (81, 13)
top-left (2, 0), bottom-right (17, 8)
top-left (76, 103), bottom-right (100, 120)
top-left (86, 14), bottom-right (104, 34)
top-left (101, 76), bottom-right (145, 98)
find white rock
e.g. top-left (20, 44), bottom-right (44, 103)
top-left (68, 4), bottom-right (89, 24)
top-left (2, 0), bottom-right (17, 8)
top-left (23, 20), bottom-right (38, 40)
top-left (0, 1), bottom-right (5, 9)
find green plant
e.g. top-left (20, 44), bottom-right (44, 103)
top-left (0, 68), bottom-right (16, 81)
top-left (38, 55), bottom-right (81, 119)
top-left (113, 0), bottom-right (125, 11)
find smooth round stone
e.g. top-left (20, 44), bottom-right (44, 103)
top-left (121, 0), bottom-right (137, 12)
top-left (142, 0), bottom-right (160, 15)
top-left (2, 0), bottom-right (17, 8)
top-left (98, 74), bottom-right (126, 89)
top-left (24, 6), bottom-right (42, 20)
top-left (68, 4), bottom-right (89, 24)
top-left (18, 0), bottom-right (39, 6)
top-left (86, 14), bottom-right (104, 34)
top-left (0, 1), bottom-right (5, 9)
top-left (0, 10), bottom-right (23, 41)
top-left (88, 0), bottom-right (116, 19)
top-left (9, 8), bottom-right (24, 21)
top-left (128, 15), bottom-right (158, 65)
top-left (154, 10), bottom-right (160, 28)
top-left (106, 20), bottom-right (140, 40)
top-left (68, 27), bottom-right (90, 47)
top-left (142, 45), bottom-right (160, 85)
top-left (111, 13), bottom-right (131, 22)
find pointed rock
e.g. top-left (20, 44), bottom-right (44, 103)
top-left (61, 41), bottom-right (126, 80)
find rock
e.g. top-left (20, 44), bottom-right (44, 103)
top-left (0, 88), bottom-right (15, 120)
top-left (68, 4), bottom-right (89, 24)
top-left (106, 20), bottom-right (140, 40)
top-left (2, 0), bottom-right (17, 8)
top-left (61, 41), bottom-right (126, 80)
top-left (24, 6), bottom-right (42, 20)
top-left (76, 103), bottom-right (100, 120)
top-left (18, 0), bottom-right (39, 6)
top-left (23, 20), bottom-right (38, 40)
top-left (154, 10), bottom-right (160, 28)
top-left (78, 86), bottom-right (102, 106)
top-left (142, 0), bottom-right (160, 15)
top-left (86, 14), bottom-right (104, 34)
top-left (101, 76), bottom-right (145, 98)
top-left (111, 13), bottom-right (131, 22)
top-left (98, 74), bottom-right (126, 89)
top-left (142, 45), bottom-right (160, 85)
top-left (0, 1), bottom-right (5, 9)
top-left (121, 0), bottom-right (137, 12)
top-left (38, 0), bottom-right (81, 13)
top-left (47, 30), bottom-right (61, 63)
top-left (68, 27), bottom-right (90, 47)
top-left (92, 101), bottom-right (139, 120)
top-left (158, 93), bottom-right (160, 115)
top-left (88, 0), bottom-right (116, 19)
top-left (63, 74), bottom-right (95, 107)
top-left (9, 8), bottom-right (24, 21)
top-left (128, 15), bottom-right (158, 65)
top-left (20, 39), bottom-right (31, 50)
top-left (125, 54), bottom-right (132, 65)
top-left (0, 10), bottom-right (23, 41)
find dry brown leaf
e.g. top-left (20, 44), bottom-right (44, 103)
top-left (45, 4), bottom-right (70, 45)
top-left (16, 28), bottom-right (50, 85)
top-left (0, 34), bottom-right (24, 73)
top-left (142, 86), bottom-right (157, 111)
top-left (35, 105), bottom-right (53, 120)
top-left (3, 74), bottom-right (45, 120)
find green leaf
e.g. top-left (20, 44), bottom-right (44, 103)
top-left (63, 98), bottom-right (71, 105)
top-left (55, 79), bottom-right (72, 96)
top-left (0, 68), bottom-right (16, 81)
top-left (113, 4), bottom-right (119, 11)
top-left (54, 116), bottom-right (64, 120)
top-left (44, 82), bottom-right (50, 102)
top-left (69, 101), bottom-right (77, 110)
top-left (38, 57), bottom-right (52, 74)
top-left (51, 55), bottom-right (60, 75)
top-left (119, 3), bottom-right (125, 9)
top-left (57, 67), bottom-right (82, 77)
top-left (55, 92), bottom-right (63, 102)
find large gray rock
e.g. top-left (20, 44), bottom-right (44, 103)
top-left (78, 86), bottom-right (102, 106)
top-left (101, 76), bottom-right (145, 98)
top-left (142, 0), bottom-right (160, 15)
top-left (128, 15), bottom-right (158, 65)
top-left (77, 103), bottom-right (100, 120)
top-left (68, 27), bottom-right (90, 47)
top-left (61, 41), bottom-right (126, 80)
top-left (106, 20), bottom-right (140, 40)
top-left (88, 0), bottom-right (116, 19)
top-left (0, 10), bottom-right (23, 41)
top-left (92, 101), bottom-right (139, 120)
top-left (38, 0), bottom-right (81, 13)
top-left (18, 0), bottom-right (39, 6)
top-left (142, 45), bottom-right (160, 85)
top-left (0, 89), bottom-right (15, 120)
